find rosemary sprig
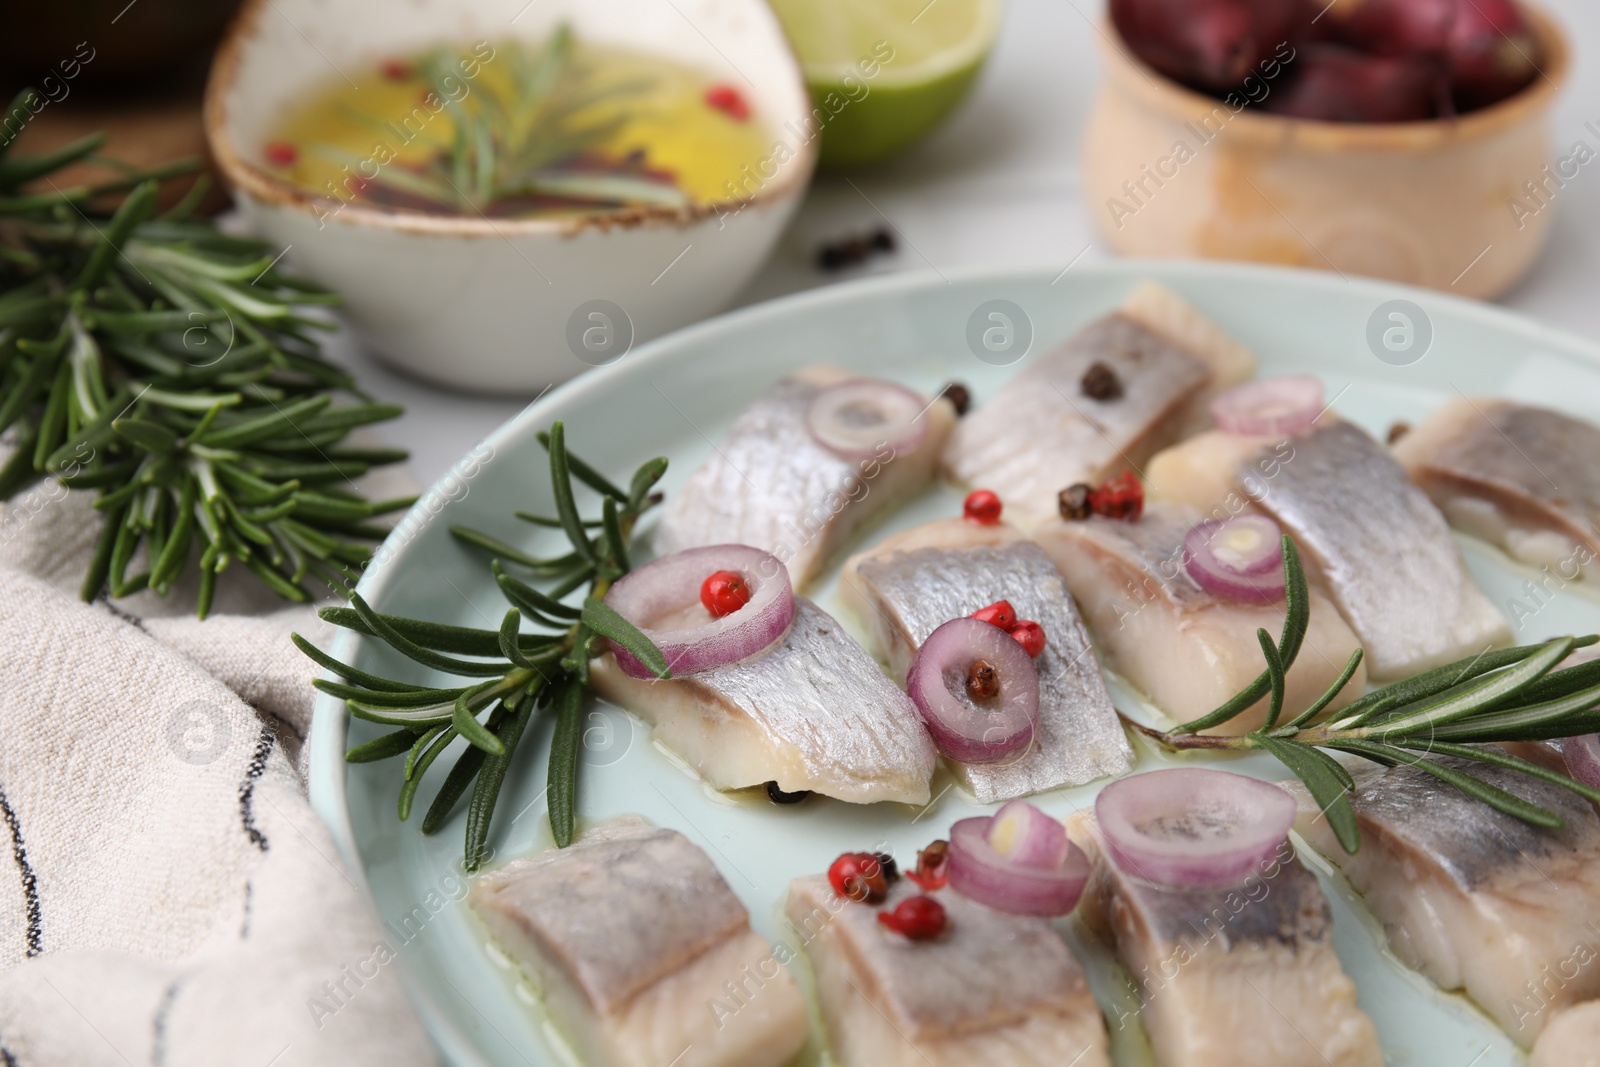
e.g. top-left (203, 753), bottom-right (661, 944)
top-left (340, 25), bottom-right (686, 216)
top-left (299, 421), bottom-right (669, 869)
top-left (1125, 537), bottom-right (1600, 853)
top-left (0, 89), bottom-right (410, 616)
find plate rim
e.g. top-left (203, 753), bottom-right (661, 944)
top-left (307, 256), bottom-right (1600, 1066)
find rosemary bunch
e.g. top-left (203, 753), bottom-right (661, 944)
top-left (1129, 538), bottom-right (1600, 853)
top-left (0, 89), bottom-right (411, 615)
top-left (297, 422), bottom-right (670, 869)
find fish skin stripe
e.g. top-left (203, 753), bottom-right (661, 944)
top-left (0, 784), bottom-right (41, 958)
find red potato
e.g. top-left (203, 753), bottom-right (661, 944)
top-left (1111, 0), bottom-right (1310, 93)
top-left (1262, 44), bottom-right (1442, 121)
top-left (1330, 0), bottom-right (1457, 56)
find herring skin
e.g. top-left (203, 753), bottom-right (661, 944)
top-left (786, 875), bottom-right (1110, 1066)
top-left (653, 365), bottom-right (955, 590)
top-left (1394, 397), bottom-right (1600, 583)
top-left (840, 517), bottom-right (1132, 800)
top-left (1246, 421), bottom-right (1508, 679)
top-left (1289, 757), bottom-right (1600, 1046)
top-left (471, 818), bottom-right (809, 1067)
top-left (1070, 813), bottom-right (1382, 1067)
top-left (591, 598), bottom-right (937, 806)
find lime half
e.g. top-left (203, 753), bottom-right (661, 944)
top-left (769, 0), bottom-right (1004, 169)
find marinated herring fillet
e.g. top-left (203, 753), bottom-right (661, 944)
top-left (1070, 815), bottom-right (1382, 1067)
top-left (840, 518), bottom-right (1131, 799)
top-left (653, 365), bottom-right (956, 589)
top-left (1034, 503), bottom-right (1366, 733)
top-left (591, 598), bottom-right (938, 805)
top-left (943, 282), bottom-right (1255, 530)
top-left (1243, 421), bottom-right (1505, 679)
top-left (1394, 398), bottom-right (1600, 581)
top-left (786, 876), bottom-right (1110, 1067)
top-left (1289, 757), bottom-right (1600, 1046)
top-left (472, 818), bottom-right (808, 1067)
top-left (1533, 1002), bottom-right (1600, 1067)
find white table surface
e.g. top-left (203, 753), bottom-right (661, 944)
top-left (323, 0), bottom-right (1600, 487)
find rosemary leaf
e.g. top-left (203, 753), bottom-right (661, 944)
top-left (491, 559), bottom-right (582, 619)
top-left (465, 697), bottom-right (539, 871)
top-left (1368, 637), bottom-right (1575, 736)
top-left (345, 728), bottom-right (425, 763)
top-left (1254, 734), bottom-right (1359, 853)
top-left (1328, 739), bottom-right (1563, 829)
top-left (581, 598), bottom-right (669, 679)
top-left (453, 683), bottom-right (508, 756)
top-left (400, 726), bottom-right (459, 821)
top-left (602, 496), bottom-right (628, 573)
top-left (1385, 738), bottom-right (1600, 808)
top-left (548, 681), bottom-right (584, 848)
top-left (537, 428), bottom-right (628, 501)
top-left (1259, 628), bottom-right (1286, 732)
top-left (548, 421), bottom-right (598, 564)
top-left (628, 456), bottom-right (668, 510)
top-left (421, 742), bottom-right (490, 836)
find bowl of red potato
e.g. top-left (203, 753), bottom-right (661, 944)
top-left (1086, 0), bottom-right (1569, 298)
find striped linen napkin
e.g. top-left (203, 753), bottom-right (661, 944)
top-left (0, 483), bottom-right (435, 1067)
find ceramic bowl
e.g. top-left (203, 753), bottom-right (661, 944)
top-left (1083, 4), bottom-right (1569, 299)
top-left (205, 0), bottom-right (815, 393)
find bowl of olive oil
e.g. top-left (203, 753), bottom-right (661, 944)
top-left (205, 0), bottom-right (816, 392)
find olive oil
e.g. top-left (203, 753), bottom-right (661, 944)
top-left (265, 28), bottom-right (772, 219)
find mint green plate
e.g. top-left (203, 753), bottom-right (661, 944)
top-left (310, 260), bottom-right (1600, 1067)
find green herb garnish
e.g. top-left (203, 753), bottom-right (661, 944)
top-left (334, 25), bottom-right (687, 217)
top-left (300, 421), bottom-right (668, 869)
top-left (0, 90), bottom-right (411, 616)
top-left (1128, 537), bottom-right (1600, 853)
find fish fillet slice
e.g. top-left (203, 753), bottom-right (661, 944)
top-left (590, 598), bottom-right (937, 805)
top-left (839, 518), bottom-right (1131, 800)
top-left (471, 818), bottom-right (809, 1067)
top-left (1289, 757), bottom-right (1600, 1046)
top-left (1533, 1003), bottom-right (1600, 1066)
top-left (1249, 421), bottom-right (1509, 678)
top-left (1070, 813), bottom-right (1382, 1067)
top-left (943, 283), bottom-right (1256, 530)
top-left (1394, 398), bottom-right (1600, 581)
top-left (653, 365), bottom-right (956, 589)
top-left (786, 876), bottom-right (1110, 1067)
top-left (1033, 503), bottom-right (1366, 733)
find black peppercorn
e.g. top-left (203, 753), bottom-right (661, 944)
top-left (1059, 483), bottom-right (1093, 520)
top-left (939, 381), bottom-right (972, 416)
top-left (1081, 360), bottom-right (1123, 401)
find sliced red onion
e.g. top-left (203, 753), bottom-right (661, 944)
top-left (948, 814), bottom-right (1090, 916)
top-left (806, 379), bottom-right (928, 460)
top-left (1095, 768), bottom-right (1297, 889)
top-left (1184, 518), bottom-right (1287, 603)
top-left (987, 799), bottom-right (1070, 869)
top-left (906, 617), bottom-right (1040, 764)
top-left (1563, 735), bottom-right (1600, 791)
top-left (602, 544), bottom-right (794, 679)
top-left (1210, 376), bottom-right (1325, 437)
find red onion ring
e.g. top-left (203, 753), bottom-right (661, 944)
top-left (602, 544), bottom-right (794, 679)
top-left (1563, 735), bottom-right (1600, 791)
top-left (1095, 768), bottom-right (1297, 889)
top-left (948, 813), bottom-right (1090, 916)
top-left (1210, 376), bottom-right (1325, 437)
top-left (806, 379), bottom-right (928, 460)
top-left (1183, 518), bottom-right (1287, 602)
top-left (906, 617), bottom-right (1040, 764)
top-left (987, 798), bottom-right (1070, 869)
